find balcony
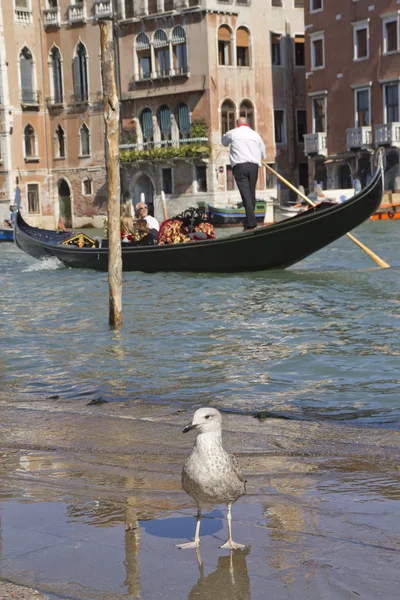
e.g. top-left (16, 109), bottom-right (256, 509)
top-left (68, 3), bottom-right (86, 24)
top-left (346, 126), bottom-right (372, 151)
top-left (94, 0), bottom-right (113, 19)
top-left (21, 91), bottom-right (40, 109)
top-left (304, 132), bottom-right (327, 156)
top-left (46, 96), bottom-right (64, 108)
top-left (374, 123), bottom-right (400, 148)
top-left (14, 8), bottom-right (32, 24)
top-left (43, 7), bottom-right (60, 28)
top-left (120, 137), bottom-right (208, 151)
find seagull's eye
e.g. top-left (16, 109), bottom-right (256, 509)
top-left (205, 415), bottom-right (211, 419)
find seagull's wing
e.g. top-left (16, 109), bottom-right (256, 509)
top-left (230, 453), bottom-right (246, 487)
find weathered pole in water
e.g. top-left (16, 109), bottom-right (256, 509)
top-left (99, 18), bottom-right (122, 327)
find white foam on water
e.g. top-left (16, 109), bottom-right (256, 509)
top-left (23, 257), bottom-right (65, 272)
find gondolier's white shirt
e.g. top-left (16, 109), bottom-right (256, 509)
top-left (222, 125), bottom-right (266, 167)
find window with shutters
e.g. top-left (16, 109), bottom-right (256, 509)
top-left (239, 100), bottom-right (254, 129)
top-left (221, 100), bottom-right (235, 135)
top-left (162, 168), bottom-right (173, 194)
top-left (296, 110), bottom-right (307, 142)
top-left (294, 35), bottom-right (305, 66)
top-left (83, 179), bottom-right (92, 195)
top-left (236, 27), bottom-right (250, 67)
top-left (136, 33), bottom-right (151, 79)
top-left (175, 103), bottom-right (191, 140)
top-left (384, 83), bottom-right (399, 123)
top-left (20, 47), bottom-right (36, 105)
top-left (140, 108), bottom-right (154, 144)
top-left (353, 22), bottom-right (369, 60)
top-left (310, 0), bottom-right (322, 11)
top-left (312, 96), bottom-right (326, 133)
top-left (154, 30), bottom-right (170, 77)
top-left (383, 16), bottom-right (399, 54)
top-left (124, 0), bottom-right (136, 18)
top-left (80, 123), bottom-right (90, 156)
top-left (294, 0), bottom-right (304, 7)
top-left (274, 110), bottom-right (285, 144)
top-left (148, 0), bottom-right (158, 14)
top-left (157, 105), bottom-right (172, 143)
top-left (172, 26), bottom-right (188, 75)
top-left (196, 166), bottom-right (207, 192)
top-left (27, 183), bottom-right (40, 214)
top-left (271, 33), bottom-right (281, 66)
top-left (355, 88), bottom-right (370, 127)
top-left (265, 164), bottom-right (276, 189)
top-left (311, 33), bottom-right (324, 69)
top-left (55, 124), bottom-right (65, 158)
top-left (73, 42), bottom-right (88, 103)
top-left (24, 124), bottom-right (36, 157)
top-left (271, 0), bottom-right (282, 7)
top-left (218, 26), bottom-right (232, 66)
top-left (49, 46), bottom-right (63, 104)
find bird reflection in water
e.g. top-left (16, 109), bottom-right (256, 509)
top-left (188, 547), bottom-right (250, 600)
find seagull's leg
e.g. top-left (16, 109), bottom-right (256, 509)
top-left (219, 503), bottom-right (246, 550)
top-left (176, 507), bottom-right (201, 549)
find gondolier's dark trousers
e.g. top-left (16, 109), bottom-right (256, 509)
top-left (233, 162), bottom-right (259, 229)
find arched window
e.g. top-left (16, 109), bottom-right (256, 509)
top-left (239, 100), bottom-right (254, 129)
top-left (24, 124), bottom-right (36, 157)
top-left (157, 105), bottom-right (171, 143)
top-left (172, 26), bottom-right (188, 75)
top-left (20, 47), bottom-right (35, 104)
top-left (175, 103), bottom-right (191, 140)
top-left (56, 124), bottom-right (65, 158)
top-left (73, 42), bottom-right (88, 103)
top-left (218, 26), bottom-right (232, 66)
top-left (50, 46), bottom-right (63, 104)
top-left (140, 108), bottom-right (154, 145)
top-left (221, 100), bottom-right (235, 135)
top-left (236, 27), bottom-right (250, 67)
top-left (154, 29), bottom-right (170, 77)
top-left (136, 33), bottom-right (151, 80)
top-left (80, 123), bottom-right (90, 156)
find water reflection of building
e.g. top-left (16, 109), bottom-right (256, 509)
top-left (189, 548), bottom-right (250, 600)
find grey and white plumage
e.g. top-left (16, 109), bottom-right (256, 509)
top-left (177, 407), bottom-right (246, 550)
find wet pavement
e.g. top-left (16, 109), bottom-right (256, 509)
top-left (0, 397), bottom-right (399, 599)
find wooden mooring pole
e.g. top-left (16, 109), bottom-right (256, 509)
top-left (99, 19), bottom-right (123, 327)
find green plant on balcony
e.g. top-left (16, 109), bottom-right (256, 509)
top-left (120, 144), bottom-right (211, 163)
top-left (190, 120), bottom-right (208, 138)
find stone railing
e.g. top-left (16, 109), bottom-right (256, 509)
top-left (94, 0), bottom-right (113, 19)
top-left (304, 132), bottom-right (327, 156)
top-left (120, 137), bottom-right (208, 150)
top-left (68, 3), bottom-right (86, 24)
top-left (346, 126), bottom-right (372, 150)
top-left (15, 8), bottom-right (32, 24)
top-left (43, 7), bottom-right (60, 28)
top-left (374, 123), bottom-right (400, 147)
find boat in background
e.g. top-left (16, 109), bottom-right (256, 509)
top-left (207, 200), bottom-right (266, 227)
top-left (0, 224), bottom-right (14, 242)
top-left (370, 201), bottom-right (400, 220)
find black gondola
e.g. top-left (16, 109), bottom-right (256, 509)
top-left (15, 166), bottom-right (383, 273)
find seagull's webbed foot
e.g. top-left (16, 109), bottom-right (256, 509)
top-left (219, 540), bottom-right (247, 550)
top-left (176, 540), bottom-right (200, 549)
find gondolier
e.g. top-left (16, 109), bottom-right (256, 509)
top-left (222, 117), bottom-right (266, 230)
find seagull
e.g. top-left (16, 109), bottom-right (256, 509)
top-left (177, 407), bottom-right (246, 550)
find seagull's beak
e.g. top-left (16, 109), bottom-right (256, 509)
top-left (183, 422), bottom-right (197, 433)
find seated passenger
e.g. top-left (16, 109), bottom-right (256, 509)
top-left (120, 215), bottom-right (134, 243)
top-left (135, 202), bottom-right (160, 231)
top-left (132, 218), bottom-right (157, 245)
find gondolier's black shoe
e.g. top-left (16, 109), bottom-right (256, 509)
top-left (243, 225), bottom-right (257, 231)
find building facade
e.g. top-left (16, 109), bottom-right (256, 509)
top-left (304, 0), bottom-right (400, 192)
top-left (0, 1), bottom-right (306, 228)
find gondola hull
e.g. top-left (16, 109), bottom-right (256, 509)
top-left (15, 167), bottom-right (383, 273)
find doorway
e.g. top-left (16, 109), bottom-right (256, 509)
top-left (134, 174), bottom-right (155, 215)
top-left (57, 179), bottom-right (72, 228)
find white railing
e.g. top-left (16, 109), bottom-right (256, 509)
top-left (120, 137), bottom-right (208, 150)
top-left (304, 132), bottom-right (327, 156)
top-left (15, 8), bottom-right (32, 24)
top-left (68, 3), bottom-right (86, 23)
top-left (43, 7), bottom-right (60, 28)
top-left (374, 122), bottom-right (400, 147)
top-left (346, 126), bottom-right (372, 150)
top-left (94, 0), bottom-right (113, 19)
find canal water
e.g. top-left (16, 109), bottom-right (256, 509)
top-left (1, 220), bottom-right (399, 428)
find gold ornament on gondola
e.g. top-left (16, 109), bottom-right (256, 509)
top-left (61, 233), bottom-right (96, 248)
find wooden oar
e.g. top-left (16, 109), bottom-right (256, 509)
top-left (263, 163), bottom-right (390, 269)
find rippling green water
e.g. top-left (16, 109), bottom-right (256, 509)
top-left (1, 220), bottom-right (399, 428)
